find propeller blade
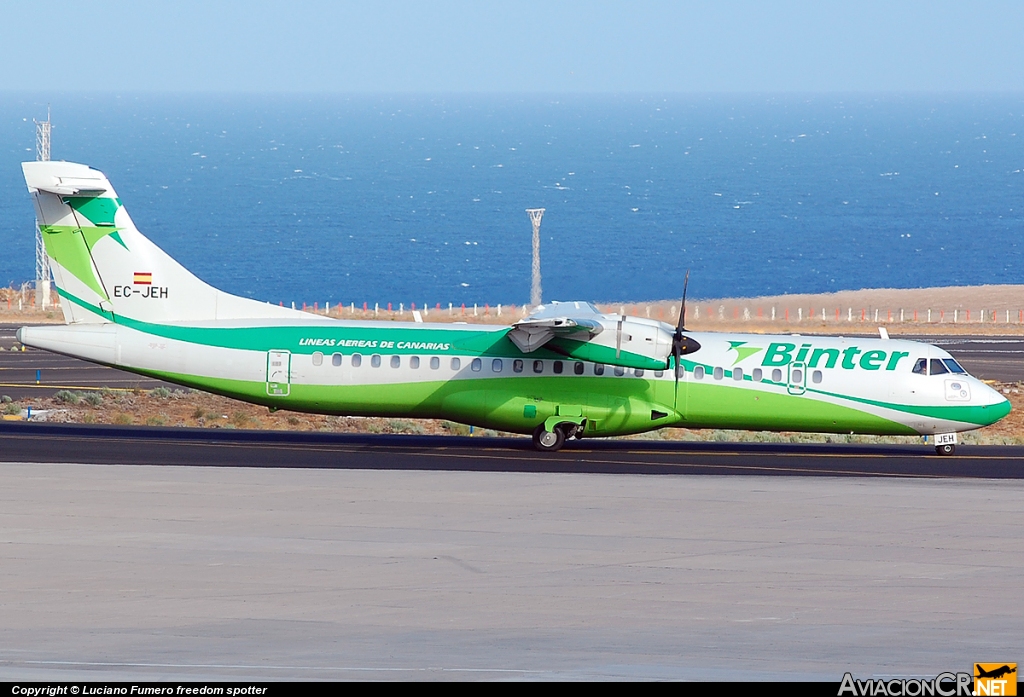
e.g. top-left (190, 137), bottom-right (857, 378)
top-left (672, 270), bottom-right (693, 410)
top-left (677, 270), bottom-right (690, 333)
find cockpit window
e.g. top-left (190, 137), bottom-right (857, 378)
top-left (912, 358), bottom-right (927, 375)
top-left (929, 359), bottom-right (949, 375)
top-left (942, 358), bottom-right (968, 375)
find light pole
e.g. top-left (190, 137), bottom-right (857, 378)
top-left (526, 208), bottom-right (545, 307)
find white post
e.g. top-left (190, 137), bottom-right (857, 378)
top-left (771, 307), bottom-right (775, 321)
top-left (526, 208), bottom-right (545, 306)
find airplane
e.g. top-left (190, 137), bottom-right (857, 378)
top-left (15, 161), bottom-right (1010, 454)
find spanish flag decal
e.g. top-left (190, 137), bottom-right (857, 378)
top-left (133, 272), bottom-right (152, 285)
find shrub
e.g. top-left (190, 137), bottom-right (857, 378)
top-left (54, 390), bottom-right (80, 405)
top-left (149, 387), bottom-right (171, 398)
top-left (82, 392), bottom-right (104, 407)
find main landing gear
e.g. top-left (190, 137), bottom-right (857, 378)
top-left (532, 421), bottom-right (585, 452)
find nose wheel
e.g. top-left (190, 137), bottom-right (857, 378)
top-left (935, 444), bottom-right (956, 456)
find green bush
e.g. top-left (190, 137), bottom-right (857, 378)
top-left (54, 390), bottom-right (80, 405)
top-left (149, 387), bottom-right (171, 398)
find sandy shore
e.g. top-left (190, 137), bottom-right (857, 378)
top-left (6, 284), bottom-right (1024, 334)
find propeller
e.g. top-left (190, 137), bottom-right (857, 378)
top-left (672, 270), bottom-right (701, 407)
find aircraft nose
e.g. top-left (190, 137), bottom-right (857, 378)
top-left (977, 382), bottom-right (1011, 425)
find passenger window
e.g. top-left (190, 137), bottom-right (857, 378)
top-left (533, 360), bottom-right (544, 374)
top-left (332, 352), bottom-right (343, 367)
top-left (451, 357), bottom-right (461, 370)
top-left (694, 366), bottom-right (705, 379)
top-left (574, 362), bottom-right (584, 375)
top-left (371, 354), bottom-right (381, 368)
top-left (614, 366), bottom-right (625, 376)
top-left (733, 367), bottom-right (743, 381)
top-left (752, 368), bottom-right (762, 382)
top-left (492, 359), bottom-right (503, 372)
top-left (430, 356), bottom-right (440, 370)
top-left (513, 359), bottom-right (524, 373)
top-left (471, 358), bottom-right (482, 371)
top-left (594, 363), bottom-right (605, 376)
top-left (635, 368), bottom-right (644, 377)
top-left (351, 353), bottom-right (362, 367)
top-left (390, 355), bottom-right (401, 369)
top-left (792, 369), bottom-right (803, 383)
top-left (812, 370), bottom-right (822, 384)
top-left (912, 358), bottom-right (927, 375)
top-left (713, 367), bottom-right (724, 380)
top-left (930, 359), bottom-right (949, 375)
top-left (675, 364), bottom-right (684, 378)
top-left (553, 361), bottom-right (563, 374)
top-left (410, 356), bottom-right (420, 369)
top-left (312, 351), bottom-right (323, 366)
top-left (771, 368), bottom-right (782, 382)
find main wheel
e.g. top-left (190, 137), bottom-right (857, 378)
top-left (533, 425), bottom-right (566, 452)
top-left (935, 443), bottom-right (956, 456)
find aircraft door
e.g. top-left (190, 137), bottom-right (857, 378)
top-left (267, 350), bottom-right (291, 396)
top-left (787, 361), bottom-right (807, 396)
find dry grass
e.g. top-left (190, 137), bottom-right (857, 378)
top-left (7, 383), bottom-right (1023, 445)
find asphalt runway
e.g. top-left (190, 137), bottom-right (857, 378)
top-left (921, 335), bottom-right (1024, 382)
top-left (3, 420), bottom-right (1024, 477)
top-left (0, 460), bottom-right (1020, 681)
top-left (0, 324), bottom-right (174, 398)
top-left (2, 324), bottom-right (1024, 400)
top-left (2, 325), bottom-right (1023, 681)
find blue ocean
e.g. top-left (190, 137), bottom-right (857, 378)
top-left (1, 93), bottom-right (1022, 307)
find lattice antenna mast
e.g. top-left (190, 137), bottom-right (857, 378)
top-left (526, 208), bottom-right (545, 307)
top-left (34, 107), bottom-right (52, 309)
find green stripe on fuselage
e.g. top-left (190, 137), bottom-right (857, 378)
top-left (53, 288), bottom-right (1003, 435)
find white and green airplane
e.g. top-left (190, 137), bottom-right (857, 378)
top-left (17, 161), bottom-right (1010, 454)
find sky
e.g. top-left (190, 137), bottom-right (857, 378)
top-left (1, 1), bottom-right (1022, 93)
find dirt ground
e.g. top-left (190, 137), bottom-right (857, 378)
top-left (7, 283), bottom-right (1024, 334)
top-left (5, 381), bottom-right (1022, 445)
top-left (3, 284), bottom-right (1023, 443)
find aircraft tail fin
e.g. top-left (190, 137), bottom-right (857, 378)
top-left (22, 161), bottom-right (307, 325)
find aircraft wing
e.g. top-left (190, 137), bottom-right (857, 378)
top-left (506, 301), bottom-right (677, 370)
top-left (508, 316), bottom-right (604, 353)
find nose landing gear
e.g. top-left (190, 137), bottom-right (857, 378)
top-left (933, 433), bottom-right (957, 456)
